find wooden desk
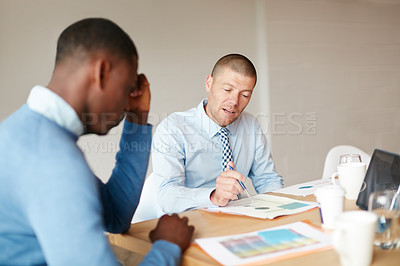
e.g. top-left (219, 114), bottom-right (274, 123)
top-left (109, 194), bottom-right (400, 265)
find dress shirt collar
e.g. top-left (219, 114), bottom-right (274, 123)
top-left (197, 98), bottom-right (240, 138)
top-left (27, 85), bottom-right (83, 136)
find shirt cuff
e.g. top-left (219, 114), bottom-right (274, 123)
top-left (199, 187), bottom-right (219, 208)
top-left (153, 239), bottom-right (181, 262)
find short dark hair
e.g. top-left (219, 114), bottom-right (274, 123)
top-left (55, 18), bottom-right (137, 64)
top-left (211, 54), bottom-right (257, 85)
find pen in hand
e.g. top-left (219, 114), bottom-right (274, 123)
top-left (228, 165), bottom-right (254, 202)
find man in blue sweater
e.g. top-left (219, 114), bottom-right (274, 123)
top-left (0, 18), bottom-right (194, 265)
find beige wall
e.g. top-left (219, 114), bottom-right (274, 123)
top-left (264, 0), bottom-right (400, 185)
top-left (1, 0), bottom-right (399, 186)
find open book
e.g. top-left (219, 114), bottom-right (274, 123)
top-left (195, 221), bottom-right (332, 265)
top-left (204, 194), bottom-right (318, 219)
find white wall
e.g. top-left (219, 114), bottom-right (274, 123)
top-left (1, 0), bottom-right (399, 186)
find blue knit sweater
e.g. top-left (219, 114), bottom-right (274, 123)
top-left (0, 105), bottom-right (180, 265)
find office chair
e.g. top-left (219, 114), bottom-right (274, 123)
top-left (321, 145), bottom-right (371, 179)
top-left (131, 173), bottom-right (165, 223)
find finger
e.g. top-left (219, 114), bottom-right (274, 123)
top-left (181, 216), bottom-right (189, 224)
top-left (188, 225), bottom-right (195, 234)
top-left (217, 198), bottom-right (230, 206)
top-left (216, 177), bottom-right (243, 193)
top-left (149, 229), bottom-right (154, 239)
top-left (159, 214), bottom-right (169, 222)
top-left (227, 161), bottom-right (235, 170)
top-left (137, 73), bottom-right (144, 85)
top-left (215, 188), bottom-right (238, 202)
top-left (170, 213), bottom-right (179, 219)
top-left (220, 170), bottom-right (246, 183)
top-left (217, 175), bottom-right (241, 186)
top-left (215, 183), bottom-right (236, 196)
top-left (138, 74), bottom-right (149, 90)
top-left (131, 74), bottom-right (149, 95)
top-left (130, 90), bottom-right (143, 97)
top-left (138, 73), bottom-right (148, 84)
top-left (216, 188), bottom-right (241, 200)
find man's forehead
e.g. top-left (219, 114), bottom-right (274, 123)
top-left (213, 65), bottom-right (233, 78)
top-left (214, 68), bottom-right (255, 85)
top-left (214, 66), bottom-right (253, 79)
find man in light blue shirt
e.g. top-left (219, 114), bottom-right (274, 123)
top-left (152, 54), bottom-right (283, 213)
top-left (0, 18), bottom-right (194, 265)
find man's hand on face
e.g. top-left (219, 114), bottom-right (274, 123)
top-left (149, 214), bottom-right (195, 252)
top-left (125, 73), bottom-right (151, 125)
top-left (210, 162), bottom-right (246, 206)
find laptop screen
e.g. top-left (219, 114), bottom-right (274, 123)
top-left (356, 149), bottom-right (400, 210)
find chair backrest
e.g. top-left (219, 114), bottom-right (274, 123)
top-left (131, 173), bottom-right (165, 223)
top-left (321, 145), bottom-right (371, 179)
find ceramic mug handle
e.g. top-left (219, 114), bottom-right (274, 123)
top-left (332, 228), bottom-right (350, 266)
top-left (331, 172), bottom-right (339, 185)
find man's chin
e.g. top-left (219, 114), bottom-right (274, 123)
top-left (83, 122), bottom-right (120, 136)
top-left (220, 117), bottom-right (238, 127)
top-left (83, 129), bottom-right (110, 136)
top-left (97, 130), bottom-right (110, 136)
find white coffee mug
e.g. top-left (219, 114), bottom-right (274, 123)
top-left (333, 211), bottom-right (378, 266)
top-left (314, 185), bottom-right (345, 229)
top-left (331, 162), bottom-right (366, 200)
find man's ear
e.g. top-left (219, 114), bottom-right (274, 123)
top-left (205, 75), bottom-right (213, 93)
top-left (93, 59), bottom-right (111, 91)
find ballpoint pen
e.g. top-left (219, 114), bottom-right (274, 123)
top-left (228, 165), bottom-right (254, 202)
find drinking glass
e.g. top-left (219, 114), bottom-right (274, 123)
top-left (339, 154), bottom-right (362, 164)
top-left (368, 189), bottom-right (400, 249)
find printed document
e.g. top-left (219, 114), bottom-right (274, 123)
top-left (273, 179), bottom-right (333, 197)
top-left (195, 221), bottom-right (331, 265)
top-left (205, 194), bottom-right (318, 219)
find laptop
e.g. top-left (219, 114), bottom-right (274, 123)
top-left (356, 149), bottom-right (400, 210)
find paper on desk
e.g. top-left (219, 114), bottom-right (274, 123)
top-left (195, 221), bottom-right (332, 266)
top-left (205, 194), bottom-right (318, 219)
top-left (272, 179), bottom-right (333, 197)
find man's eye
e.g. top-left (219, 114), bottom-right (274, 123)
top-left (224, 87), bottom-right (231, 91)
top-left (242, 93), bottom-right (249, 98)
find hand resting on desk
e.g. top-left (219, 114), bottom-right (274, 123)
top-left (149, 213), bottom-right (195, 252)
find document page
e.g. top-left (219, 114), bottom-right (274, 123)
top-left (195, 221), bottom-right (331, 265)
top-left (205, 194), bottom-right (318, 219)
top-left (273, 179), bottom-right (333, 197)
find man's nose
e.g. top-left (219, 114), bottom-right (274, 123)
top-left (228, 93), bottom-right (239, 106)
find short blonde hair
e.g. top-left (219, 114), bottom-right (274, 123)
top-left (211, 54), bottom-right (257, 85)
